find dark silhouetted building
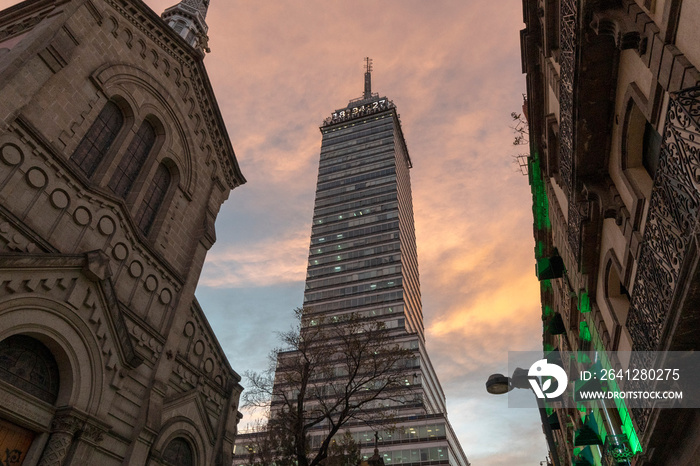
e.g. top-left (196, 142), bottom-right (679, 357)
top-left (0, 0), bottom-right (245, 464)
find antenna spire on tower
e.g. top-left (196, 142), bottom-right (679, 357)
top-left (364, 57), bottom-right (373, 99)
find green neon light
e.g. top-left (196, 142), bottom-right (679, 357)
top-left (579, 291), bottom-right (591, 313)
top-left (535, 240), bottom-right (546, 259)
top-left (579, 313), bottom-right (643, 454)
top-left (528, 150), bottom-right (551, 231)
top-left (528, 150), bottom-right (642, 456)
top-left (577, 351), bottom-right (591, 364)
top-left (579, 321), bottom-right (591, 342)
top-left (542, 304), bottom-right (554, 318)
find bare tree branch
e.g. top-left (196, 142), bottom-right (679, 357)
top-left (242, 308), bottom-right (417, 466)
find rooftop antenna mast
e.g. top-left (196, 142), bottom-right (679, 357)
top-left (364, 57), bottom-right (373, 99)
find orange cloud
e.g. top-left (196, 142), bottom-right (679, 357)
top-left (201, 229), bottom-right (310, 287)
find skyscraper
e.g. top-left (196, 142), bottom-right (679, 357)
top-left (308, 63), bottom-right (469, 466)
top-left (236, 61), bottom-right (469, 466)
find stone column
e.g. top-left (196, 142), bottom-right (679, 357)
top-left (37, 414), bottom-right (82, 466)
top-left (67, 421), bottom-right (107, 464)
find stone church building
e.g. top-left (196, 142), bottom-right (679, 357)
top-left (0, 0), bottom-right (246, 464)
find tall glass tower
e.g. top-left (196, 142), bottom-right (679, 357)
top-left (233, 62), bottom-right (469, 466)
top-left (300, 62), bottom-right (469, 466)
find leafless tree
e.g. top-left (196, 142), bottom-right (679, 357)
top-left (243, 308), bottom-right (418, 466)
top-left (239, 419), bottom-right (295, 466)
top-left (511, 95), bottom-right (531, 175)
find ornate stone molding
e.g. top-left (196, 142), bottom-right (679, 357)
top-left (37, 410), bottom-right (109, 465)
top-left (559, 0), bottom-right (577, 197)
top-left (104, 0), bottom-right (244, 189)
top-left (626, 86), bottom-right (700, 434)
top-left (627, 86), bottom-right (700, 351)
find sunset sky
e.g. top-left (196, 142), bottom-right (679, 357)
top-left (154, 0), bottom-right (547, 464)
top-left (5, 0), bottom-right (549, 463)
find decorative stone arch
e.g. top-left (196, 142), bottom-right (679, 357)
top-left (616, 82), bottom-right (664, 232)
top-left (162, 436), bottom-right (195, 466)
top-left (150, 416), bottom-right (207, 466)
top-left (0, 296), bottom-right (106, 415)
top-left (134, 105), bottom-right (186, 193)
top-left (0, 296), bottom-right (110, 464)
top-left (90, 63), bottom-right (196, 197)
top-left (601, 249), bottom-right (630, 351)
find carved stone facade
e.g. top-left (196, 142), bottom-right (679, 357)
top-left (0, 0), bottom-right (245, 465)
top-left (522, 0), bottom-right (700, 464)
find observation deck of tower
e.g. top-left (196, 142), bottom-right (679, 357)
top-left (300, 60), bottom-right (470, 466)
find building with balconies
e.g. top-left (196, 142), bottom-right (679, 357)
top-left (521, 0), bottom-right (700, 464)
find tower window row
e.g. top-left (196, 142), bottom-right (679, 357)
top-left (304, 278), bottom-right (402, 303)
top-left (316, 167), bottom-right (396, 192)
top-left (309, 242), bottom-right (401, 267)
top-left (313, 202), bottom-right (398, 227)
top-left (313, 192), bottom-right (397, 218)
top-left (317, 157), bottom-right (395, 183)
top-left (320, 126), bottom-right (393, 151)
top-left (318, 147), bottom-right (395, 175)
top-left (309, 232), bottom-right (400, 257)
top-left (305, 265), bottom-right (401, 291)
top-left (312, 221), bottom-right (399, 246)
top-left (315, 175), bottom-right (397, 202)
top-left (313, 183), bottom-right (397, 209)
top-left (318, 139), bottom-right (391, 167)
top-left (311, 211), bottom-right (399, 237)
top-left (305, 290), bottom-right (403, 314)
top-left (306, 253), bottom-right (402, 279)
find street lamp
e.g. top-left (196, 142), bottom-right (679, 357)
top-left (485, 368), bottom-right (530, 394)
top-left (485, 368), bottom-right (560, 466)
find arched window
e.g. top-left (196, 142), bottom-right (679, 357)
top-left (70, 101), bottom-right (124, 177)
top-left (0, 335), bottom-right (59, 404)
top-left (162, 437), bottom-right (194, 466)
top-left (623, 100), bottom-right (661, 198)
top-left (134, 163), bottom-right (171, 235)
top-left (108, 120), bottom-right (156, 198)
top-left (171, 20), bottom-right (186, 35)
top-left (604, 257), bottom-right (630, 350)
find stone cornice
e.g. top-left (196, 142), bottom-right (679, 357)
top-left (104, 0), bottom-right (245, 190)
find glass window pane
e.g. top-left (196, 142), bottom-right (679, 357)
top-left (71, 101), bottom-right (123, 177)
top-left (420, 448), bottom-right (428, 462)
top-left (429, 447), bottom-right (439, 461)
top-left (134, 163), bottom-right (170, 234)
top-left (108, 121), bottom-right (156, 197)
